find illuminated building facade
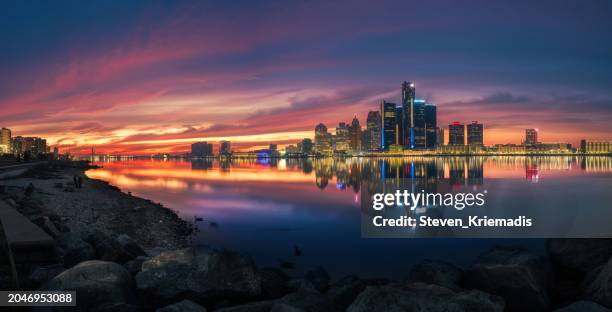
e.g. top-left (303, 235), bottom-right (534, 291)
top-left (448, 122), bottom-right (465, 145)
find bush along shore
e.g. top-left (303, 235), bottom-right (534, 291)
top-left (1, 162), bottom-right (612, 311)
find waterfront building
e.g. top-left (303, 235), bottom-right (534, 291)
top-left (219, 140), bottom-right (232, 155)
top-left (525, 128), bottom-right (538, 145)
top-left (366, 111), bottom-right (381, 151)
top-left (436, 128), bottom-right (444, 146)
top-left (0, 127), bottom-right (11, 154)
top-left (334, 122), bottom-right (350, 152)
top-left (11, 136), bottom-right (48, 156)
top-left (314, 123), bottom-right (332, 154)
top-left (492, 144), bottom-right (527, 154)
top-left (448, 122), bottom-right (465, 145)
top-left (301, 138), bottom-right (313, 154)
top-left (191, 141), bottom-right (213, 157)
top-left (437, 144), bottom-right (469, 154)
top-left (424, 103), bottom-right (437, 149)
top-left (285, 145), bottom-right (299, 155)
top-left (395, 106), bottom-right (404, 146)
top-left (401, 81), bottom-right (416, 148)
top-left (467, 121), bottom-right (484, 146)
top-left (349, 116), bottom-right (362, 152)
top-left (580, 140), bottom-right (612, 154)
top-left (413, 99), bottom-right (426, 148)
top-left (380, 100), bottom-right (397, 151)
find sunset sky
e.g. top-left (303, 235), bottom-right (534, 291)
top-left (1, 0), bottom-right (611, 154)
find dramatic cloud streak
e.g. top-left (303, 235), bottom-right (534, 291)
top-left (0, 0), bottom-right (610, 154)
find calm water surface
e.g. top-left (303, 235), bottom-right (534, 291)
top-left (87, 156), bottom-right (612, 278)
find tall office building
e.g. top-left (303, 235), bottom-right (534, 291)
top-left (335, 122), bottom-right (350, 152)
top-left (380, 100), bottom-right (397, 150)
top-left (395, 106), bottom-right (404, 146)
top-left (413, 99), bottom-right (426, 148)
top-left (448, 122), bottom-right (465, 145)
top-left (348, 116), bottom-right (362, 152)
top-left (314, 123), bottom-right (332, 154)
top-left (467, 121), bottom-right (484, 146)
top-left (424, 103), bottom-right (437, 149)
top-left (366, 111), bottom-right (381, 151)
top-left (191, 141), bottom-right (213, 157)
top-left (0, 127), bottom-right (11, 154)
top-left (12, 136), bottom-right (48, 155)
top-left (219, 140), bottom-right (232, 155)
top-left (301, 138), bottom-right (313, 154)
top-left (436, 128), bottom-right (444, 146)
top-left (525, 128), bottom-right (538, 145)
top-left (401, 81), bottom-right (416, 148)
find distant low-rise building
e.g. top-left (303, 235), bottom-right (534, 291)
top-left (580, 140), bottom-right (612, 154)
top-left (12, 136), bottom-right (48, 156)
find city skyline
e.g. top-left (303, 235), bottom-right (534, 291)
top-left (1, 1), bottom-right (611, 154)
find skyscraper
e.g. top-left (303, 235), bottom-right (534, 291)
top-left (436, 128), bottom-right (444, 146)
top-left (525, 128), bottom-right (538, 145)
top-left (413, 99), bottom-right (426, 148)
top-left (401, 81), bottom-right (415, 148)
top-left (219, 140), bottom-right (232, 155)
top-left (0, 127), bottom-right (11, 154)
top-left (314, 123), bottom-right (332, 154)
top-left (301, 138), bottom-right (313, 154)
top-left (467, 121), bottom-right (484, 146)
top-left (380, 100), bottom-right (397, 150)
top-left (448, 122), bottom-right (465, 145)
top-left (335, 122), bottom-right (350, 152)
top-left (395, 106), bottom-right (404, 146)
top-left (191, 141), bottom-right (213, 157)
top-left (366, 111), bottom-right (381, 151)
top-left (348, 116), bottom-right (362, 152)
top-left (424, 103), bottom-right (437, 149)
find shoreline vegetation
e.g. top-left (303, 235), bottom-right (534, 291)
top-left (1, 160), bottom-right (612, 311)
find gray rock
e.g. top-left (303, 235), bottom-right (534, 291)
top-left (347, 283), bottom-right (504, 312)
top-left (554, 301), bottom-right (611, 312)
top-left (124, 256), bottom-right (149, 276)
top-left (216, 301), bottom-right (275, 312)
top-left (271, 290), bottom-right (337, 312)
top-left (42, 216), bottom-right (61, 238)
top-left (156, 300), bottom-right (207, 312)
top-left (464, 246), bottom-right (550, 312)
top-left (136, 247), bottom-right (261, 304)
top-left (547, 239), bottom-right (612, 273)
top-left (289, 267), bottom-right (330, 293)
top-left (45, 260), bottom-right (135, 311)
top-left (326, 275), bottom-right (367, 310)
top-left (29, 264), bottom-right (65, 288)
top-left (56, 232), bottom-right (95, 268)
top-left (582, 258), bottom-right (612, 308)
top-left (407, 259), bottom-right (463, 291)
top-left (260, 267), bottom-right (290, 299)
top-left (83, 231), bottom-right (145, 264)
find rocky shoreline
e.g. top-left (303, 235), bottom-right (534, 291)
top-left (1, 161), bottom-right (612, 311)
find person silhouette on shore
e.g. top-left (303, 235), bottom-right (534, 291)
top-left (77, 176), bottom-right (83, 189)
top-left (73, 175), bottom-right (78, 188)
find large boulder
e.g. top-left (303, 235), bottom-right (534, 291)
top-left (289, 267), bottom-right (330, 293)
top-left (215, 301), bottom-right (275, 312)
top-left (464, 246), bottom-right (551, 312)
top-left (326, 275), bottom-right (367, 311)
top-left (582, 258), bottom-right (612, 308)
top-left (56, 232), bottom-right (95, 268)
top-left (45, 260), bottom-right (135, 311)
top-left (271, 290), bottom-right (337, 312)
top-left (407, 259), bottom-right (463, 291)
top-left (136, 247), bottom-right (261, 304)
top-left (547, 239), bottom-right (612, 273)
top-left (156, 300), bottom-right (207, 312)
top-left (554, 301), bottom-right (610, 312)
top-left (83, 231), bottom-right (146, 264)
top-left (259, 267), bottom-right (290, 299)
top-left (347, 283), bottom-right (504, 312)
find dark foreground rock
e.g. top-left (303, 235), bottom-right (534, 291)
top-left (83, 231), bottom-right (146, 264)
top-left (136, 247), bottom-right (261, 306)
top-left (553, 300), bottom-right (611, 312)
top-left (156, 300), bottom-right (207, 312)
top-left (547, 239), bottom-right (612, 273)
top-left (582, 258), bottom-right (612, 308)
top-left (259, 267), bottom-right (290, 299)
top-left (326, 275), bottom-right (367, 311)
top-left (45, 260), bottom-right (135, 311)
top-left (464, 246), bottom-right (551, 312)
top-left (56, 232), bottom-right (95, 268)
top-left (407, 259), bottom-right (463, 291)
top-left (29, 264), bottom-right (65, 288)
top-left (289, 266), bottom-right (330, 293)
top-left (347, 283), bottom-right (504, 312)
top-left (271, 290), bottom-right (336, 312)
